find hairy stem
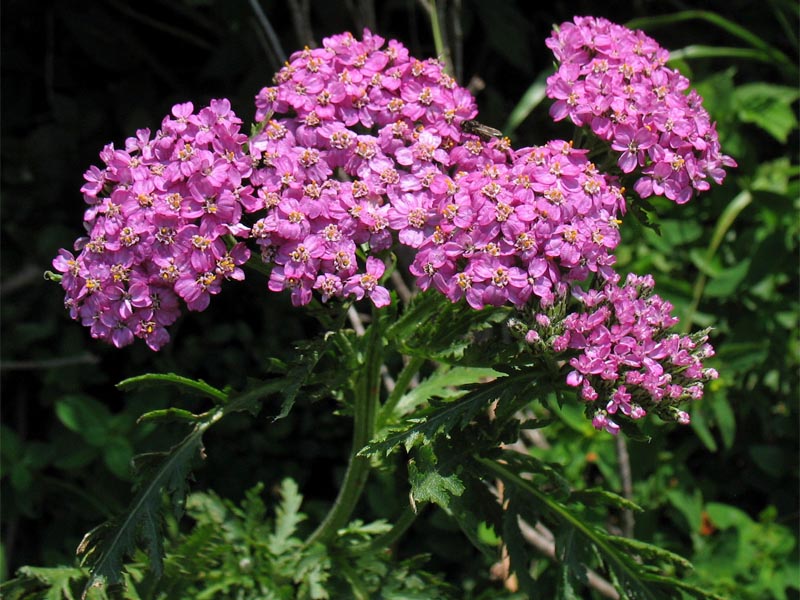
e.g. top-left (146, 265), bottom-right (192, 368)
top-left (306, 311), bottom-right (383, 546)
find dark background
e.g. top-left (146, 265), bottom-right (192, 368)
top-left (2, 0), bottom-right (797, 593)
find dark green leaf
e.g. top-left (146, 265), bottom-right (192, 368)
top-left (361, 371), bottom-right (539, 457)
top-left (55, 395), bottom-right (112, 447)
top-left (117, 374), bottom-right (227, 405)
top-left (77, 425), bottom-right (206, 595)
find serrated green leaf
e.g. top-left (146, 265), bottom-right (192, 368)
top-left (478, 455), bottom-right (696, 600)
top-left (501, 496), bottom-right (538, 597)
top-left (555, 524), bottom-right (589, 600)
top-left (391, 366), bottom-right (504, 420)
top-left (408, 458), bottom-right (465, 510)
top-left (136, 408), bottom-right (205, 425)
top-left (500, 452), bottom-right (571, 500)
top-left (606, 535), bottom-right (693, 572)
top-left (387, 289), bottom-right (510, 363)
top-left (78, 427), bottom-right (204, 596)
top-left (447, 472), bottom-right (506, 561)
top-left (268, 478), bottom-right (305, 555)
top-left (269, 333), bottom-right (338, 420)
top-left (628, 197), bottom-right (662, 236)
top-left (74, 380), bottom-right (268, 596)
top-left (361, 370), bottom-right (539, 457)
top-left (117, 374), bottom-right (227, 405)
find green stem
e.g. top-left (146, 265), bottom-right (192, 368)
top-left (306, 311), bottom-right (383, 546)
top-left (377, 355), bottom-right (425, 428)
top-left (428, 0), bottom-right (453, 76)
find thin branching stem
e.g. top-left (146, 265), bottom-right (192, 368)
top-left (616, 435), bottom-right (635, 538)
top-left (248, 0), bottom-right (286, 64)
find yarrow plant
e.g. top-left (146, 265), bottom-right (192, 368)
top-left (52, 24), bottom-right (733, 428)
top-left (44, 18), bottom-right (737, 599)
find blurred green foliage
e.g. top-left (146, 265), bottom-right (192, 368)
top-left (2, 0), bottom-right (797, 598)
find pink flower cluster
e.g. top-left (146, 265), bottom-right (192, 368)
top-left (53, 100), bottom-right (255, 350)
top-left (52, 25), bottom-right (727, 433)
top-left (409, 140), bottom-right (626, 310)
top-left (247, 30), bottom-right (480, 306)
top-left (551, 273), bottom-right (718, 433)
top-left (545, 16), bottom-right (736, 204)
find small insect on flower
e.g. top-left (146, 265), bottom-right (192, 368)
top-left (461, 119), bottom-right (503, 141)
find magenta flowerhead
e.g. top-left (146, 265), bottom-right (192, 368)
top-left (408, 140), bottom-right (625, 311)
top-left (560, 273), bottom-right (717, 434)
top-left (52, 100), bottom-right (256, 350)
top-left (545, 16), bottom-right (736, 204)
top-left (248, 29), bottom-right (482, 307)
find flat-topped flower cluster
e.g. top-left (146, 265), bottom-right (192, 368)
top-left (546, 16), bottom-right (736, 204)
top-left (53, 100), bottom-right (255, 350)
top-left (247, 30), bottom-right (479, 306)
top-left (409, 141), bottom-right (625, 310)
top-left (54, 21), bottom-right (733, 430)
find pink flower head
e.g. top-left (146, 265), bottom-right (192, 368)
top-left (551, 272), bottom-right (715, 432)
top-left (54, 100), bottom-right (256, 350)
top-left (545, 16), bottom-right (736, 203)
top-left (249, 29), bottom-right (483, 308)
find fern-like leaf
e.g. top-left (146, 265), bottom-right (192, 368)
top-left (476, 455), bottom-right (717, 600)
top-left (361, 370), bottom-right (540, 458)
top-left (408, 446), bottom-right (466, 510)
top-left (387, 289), bottom-right (510, 363)
top-left (77, 374), bottom-right (271, 598)
top-left (77, 426), bottom-right (205, 597)
top-left (269, 478), bottom-right (306, 555)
